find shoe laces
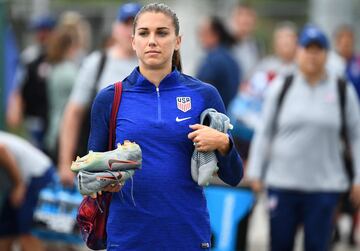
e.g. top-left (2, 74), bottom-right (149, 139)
top-left (103, 170), bottom-right (136, 207)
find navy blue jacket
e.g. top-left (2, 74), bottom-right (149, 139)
top-left (88, 67), bottom-right (243, 250)
top-left (196, 46), bottom-right (241, 109)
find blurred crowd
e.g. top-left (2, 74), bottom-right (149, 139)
top-left (1, 1), bottom-right (360, 251)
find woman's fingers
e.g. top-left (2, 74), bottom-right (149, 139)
top-left (87, 183), bottom-right (123, 198)
top-left (188, 124), bottom-right (205, 140)
top-left (189, 124), bottom-right (204, 130)
top-left (189, 125), bottom-right (225, 152)
top-left (102, 183), bottom-right (123, 192)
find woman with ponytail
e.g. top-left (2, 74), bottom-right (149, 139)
top-left (88, 3), bottom-right (243, 250)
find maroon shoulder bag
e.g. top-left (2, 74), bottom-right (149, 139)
top-left (76, 81), bottom-right (123, 250)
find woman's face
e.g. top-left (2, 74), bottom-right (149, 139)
top-left (113, 20), bottom-right (134, 52)
top-left (132, 12), bottom-right (181, 70)
top-left (273, 29), bottom-right (297, 62)
top-left (336, 30), bottom-right (354, 60)
top-left (198, 19), bottom-right (218, 50)
top-left (296, 44), bottom-right (327, 76)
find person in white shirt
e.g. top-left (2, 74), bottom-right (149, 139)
top-left (58, 3), bottom-right (141, 186)
top-left (0, 131), bottom-right (55, 251)
top-left (247, 25), bottom-right (360, 251)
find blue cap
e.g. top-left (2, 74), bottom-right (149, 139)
top-left (117, 3), bottom-right (142, 22)
top-left (299, 25), bottom-right (329, 49)
top-left (30, 15), bottom-right (56, 30)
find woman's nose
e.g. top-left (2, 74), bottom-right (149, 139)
top-left (148, 34), bottom-right (157, 47)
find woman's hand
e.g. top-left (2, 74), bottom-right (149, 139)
top-left (89, 183), bottom-right (123, 199)
top-left (188, 124), bottom-right (230, 155)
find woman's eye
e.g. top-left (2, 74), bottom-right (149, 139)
top-left (138, 32), bottom-right (148, 36)
top-left (157, 31), bottom-right (168, 37)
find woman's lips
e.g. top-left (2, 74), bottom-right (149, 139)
top-left (146, 51), bottom-right (160, 54)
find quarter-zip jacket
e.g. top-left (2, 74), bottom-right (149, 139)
top-left (88, 67), bottom-right (243, 250)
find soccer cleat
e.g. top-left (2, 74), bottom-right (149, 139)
top-left (71, 141), bottom-right (142, 173)
top-left (77, 170), bottom-right (135, 196)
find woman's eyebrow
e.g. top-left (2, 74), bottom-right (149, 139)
top-left (137, 27), bottom-right (170, 31)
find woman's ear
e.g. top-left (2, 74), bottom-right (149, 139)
top-left (131, 35), bottom-right (136, 51)
top-left (175, 35), bottom-right (182, 51)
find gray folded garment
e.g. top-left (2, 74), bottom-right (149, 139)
top-left (77, 170), bottom-right (135, 195)
top-left (191, 108), bottom-right (233, 186)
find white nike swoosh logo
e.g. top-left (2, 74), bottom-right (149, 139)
top-left (176, 116), bottom-right (192, 122)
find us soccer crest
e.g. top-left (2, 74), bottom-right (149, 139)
top-left (176, 97), bottom-right (191, 112)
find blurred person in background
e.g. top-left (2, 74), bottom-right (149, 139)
top-left (326, 28), bottom-right (346, 80)
top-left (246, 25), bottom-right (360, 251)
top-left (58, 2), bottom-right (141, 186)
top-left (333, 24), bottom-right (360, 246)
top-left (228, 21), bottom-right (298, 251)
top-left (44, 21), bottom-right (82, 163)
top-left (252, 21), bottom-right (297, 80)
top-left (6, 15), bottom-right (56, 150)
top-left (196, 16), bottom-right (241, 109)
top-left (0, 131), bottom-right (55, 251)
top-left (57, 11), bottom-right (92, 65)
top-left (229, 21), bottom-right (298, 157)
top-left (231, 3), bottom-right (263, 81)
top-left (19, 15), bottom-right (56, 64)
top-left (335, 24), bottom-right (360, 100)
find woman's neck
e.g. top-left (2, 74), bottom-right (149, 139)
top-left (139, 65), bottom-right (172, 87)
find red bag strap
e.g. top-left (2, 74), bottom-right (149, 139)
top-left (108, 82), bottom-right (122, 151)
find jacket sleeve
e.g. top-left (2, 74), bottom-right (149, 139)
top-left (87, 85), bottom-right (114, 152)
top-left (345, 84), bottom-right (360, 185)
top-left (205, 84), bottom-right (243, 186)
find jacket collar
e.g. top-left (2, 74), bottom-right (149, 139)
top-left (126, 67), bottom-right (181, 91)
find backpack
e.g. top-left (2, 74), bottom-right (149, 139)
top-left (265, 75), bottom-right (354, 183)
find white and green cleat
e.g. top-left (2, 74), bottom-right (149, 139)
top-left (71, 141), bottom-right (142, 173)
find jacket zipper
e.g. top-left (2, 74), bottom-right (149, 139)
top-left (156, 87), bottom-right (161, 121)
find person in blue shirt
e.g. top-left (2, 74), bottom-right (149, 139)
top-left (196, 16), bottom-right (241, 109)
top-left (334, 24), bottom-right (360, 246)
top-left (335, 25), bottom-right (360, 100)
top-left (88, 3), bottom-right (243, 250)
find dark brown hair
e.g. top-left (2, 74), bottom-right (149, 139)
top-left (208, 16), bottom-right (236, 47)
top-left (133, 3), bottom-right (182, 72)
